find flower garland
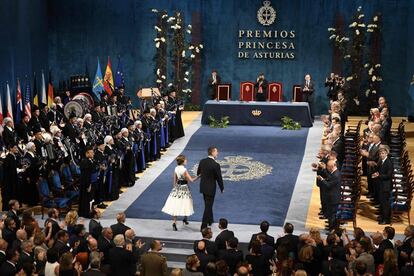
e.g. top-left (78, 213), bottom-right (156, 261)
top-left (152, 9), bottom-right (168, 93)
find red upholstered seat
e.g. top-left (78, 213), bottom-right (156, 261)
top-left (240, 81), bottom-right (255, 101)
top-left (268, 82), bottom-right (282, 102)
top-left (292, 85), bottom-right (303, 102)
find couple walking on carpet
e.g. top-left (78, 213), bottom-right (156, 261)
top-left (162, 146), bottom-right (224, 231)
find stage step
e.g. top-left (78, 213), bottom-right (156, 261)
top-left (167, 261), bottom-right (186, 269)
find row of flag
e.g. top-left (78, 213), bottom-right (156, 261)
top-left (93, 56), bottom-right (124, 98)
top-left (0, 71), bottom-right (54, 125)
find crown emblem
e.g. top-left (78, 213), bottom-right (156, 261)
top-left (257, 1), bottom-right (276, 26)
top-left (252, 109), bottom-right (262, 116)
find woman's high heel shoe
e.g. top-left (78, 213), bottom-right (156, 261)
top-left (172, 223), bottom-right (178, 231)
top-left (183, 217), bottom-right (189, 225)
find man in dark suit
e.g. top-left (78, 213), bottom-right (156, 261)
top-left (217, 237), bottom-right (244, 275)
top-left (89, 208), bottom-right (103, 240)
top-left (6, 200), bottom-right (21, 230)
top-left (317, 160), bottom-right (341, 230)
top-left (110, 212), bottom-right (131, 237)
top-left (15, 114), bottom-right (31, 143)
top-left (215, 218), bottom-right (234, 251)
top-left (254, 73), bottom-right (268, 102)
top-left (197, 146), bottom-right (224, 231)
top-left (0, 248), bottom-right (19, 276)
top-left (372, 147), bottom-right (394, 224)
top-left (0, 239), bottom-right (8, 266)
top-left (44, 208), bottom-right (62, 240)
top-left (275, 223), bottom-right (299, 259)
top-left (207, 70), bottom-right (221, 100)
top-left (62, 114), bottom-right (78, 142)
top-left (139, 240), bottom-right (168, 276)
top-left (372, 232), bottom-right (393, 265)
top-left (1, 145), bottom-right (20, 210)
top-left (302, 74), bottom-right (315, 118)
top-left (52, 230), bottom-right (70, 258)
top-left (193, 227), bottom-right (218, 257)
top-left (18, 240), bottom-right (34, 269)
top-left (195, 240), bottom-right (216, 273)
top-left (331, 132), bottom-right (345, 169)
top-left (248, 220), bottom-right (275, 250)
top-left (360, 133), bottom-right (381, 201)
top-left (81, 252), bottom-right (106, 276)
top-left (2, 218), bottom-right (17, 249)
top-left (2, 117), bottom-right (17, 149)
top-left (98, 227), bottom-right (114, 265)
top-left (108, 234), bottom-right (137, 276)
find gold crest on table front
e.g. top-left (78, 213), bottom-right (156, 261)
top-left (192, 156), bottom-right (272, 181)
top-left (252, 109), bottom-right (262, 116)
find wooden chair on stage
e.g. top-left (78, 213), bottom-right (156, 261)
top-left (216, 84), bottom-right (231, 101)
top-left (292, 85), bottom-right (303, 102)
top-left (240, 81), bottom-right (255, 101)
top-left (268, 82), bottom-right (283, 102)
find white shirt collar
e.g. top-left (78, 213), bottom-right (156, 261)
top-left (208, 156), bottom-right (215, 160)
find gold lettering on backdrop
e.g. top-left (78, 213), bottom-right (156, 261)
top-left (237, 29), bottom-right (296, 60)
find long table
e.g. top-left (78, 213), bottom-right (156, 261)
top-left (201, 100), bottom-right (313, 127)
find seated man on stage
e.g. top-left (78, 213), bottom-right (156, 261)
top-left (208, 70), bottom-right (221, 100)
top-left (254, 73), bottom-right (268, 102)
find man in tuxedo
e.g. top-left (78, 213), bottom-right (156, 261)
top-left (2, 117), bottom-right (16, 148)
top-left (1, 144), bottom-right (20, 210)
top-left (317, 160), bottom-right (341, 230)
top-left (193, 227), bottom-right (218, 257)
top-left (215, 218), bottom-right (234, 251)
top-left (89, 208), bottom-right (103, 240)
top-left (208, 70), bottom-right (221, 100)
top-left (52, 230), bottom-right (70, 258)
top-left (6, 200), bottom-right (21, 229)
top-left (197, 146), bottom-right (224, 231)
top-left (110, 212), bottom-right (131, 237)
top-left (275, 223), bottom-right (299, 259)
top-left (81, 252), bottom-right (106, 276)
top-left (98, 227), bottom-right (114, 265)
top-left (254, 73), bottom-right (268, 102)
top-left (0, 248), bottom-right (19, 276)
top-left (248, 220), bottom-right (275, 250)
top-left (302, 74), bottom-right (315, 118)
top-left (0, 239), bottom-right (7, 266)
top-left (15, 114), bottom-right (31, 143)
top-left (217, 237), bottom-right (244, 275)
top-left (195, 240), bottom-right (216, 273)
top-left (108, 234), bottom-right (137, 276)
top-left (44, 208), bottom-right (62, 240)
top-left (372, 147), bottom-right (394, 224)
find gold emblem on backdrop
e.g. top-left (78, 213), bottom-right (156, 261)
top-left (192, 156), bottom-right (272, 181)
top-left (252, 109), bottom-right (262, 116)
top-left (257, 1), bottom-right (276, 26)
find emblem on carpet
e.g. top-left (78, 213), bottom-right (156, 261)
top-left (192, 155), bottom-right (272, 181)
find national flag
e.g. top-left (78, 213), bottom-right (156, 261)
top-left (92, 57), bottom-right (104, 98)
top-left (47, 71), bottom-right (54, 107)
top-left (16, 79), bottom-right (23, 123)
top-left (24, 78), bottom-right (32, 119)
top-left (114, 56), bottom-right (125, 89)
top-left (0, 88), bottom-right (3, 124)
top-left (103, 56), bottom-right (114, 95)
top-left (33, 72), bottom-right (38, 106)
top-left (6, 82), bottom-right (14, 122)
top-left (41, 71), bottom-right (47, 104)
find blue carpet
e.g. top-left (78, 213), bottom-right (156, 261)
top-left (125, 125), bottom-right (309, 226)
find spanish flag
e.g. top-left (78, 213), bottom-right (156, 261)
top-left (103, 56), bottom-right (114, 96)
top-left (47, 71), bottom-right (54, 107)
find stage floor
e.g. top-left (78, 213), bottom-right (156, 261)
top-left (100, 112), bottom-right (323, 242)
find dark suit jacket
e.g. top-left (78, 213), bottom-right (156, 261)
top-left (302, 80), bottom-right (315, 102)
top-left (377, 158), bottom-right (393, 192)
top-left (2, 127), bottom-right (16, 148)
top-left (15, 122), bottom-right (30, 143)
top-left (18, 252), bottom-right (34, 268)
top-left (332, 137), bottom-right (345, 167)
top-left (195, 250), bottom-right (216, 273)
top-left (0, 261), bottom-right (17, 276)
top-left (275, 234), bottom-right (299, 258)
top-left (321, 258), bottom-right (347, 276)
top-left (108, 246), bottom-right (136, 276)
top-left (254, 79), bottom-right (268, 93)
top-left (6, 210), bottom-right (21, 230)
top-left (215, 229), bottom-right (234, 251)
top-left (139, 251), bottom-right (168, 276)
top-left (89, 219), bottom-right (103, 240)
top-left (317, 169), bottom-right (341, 206)
top-left (197, 157), bottom-right (224, 196)
top-left (249, 232), bottom-right (275, 250)
top-left (2, 228), bottom-right (17, 249)
top-left (217, 249), bottom-right (244, 275)
top-left (401, 265), bottom-right (414, 276)
top-left (367, 143), bottom-right (380, 174)
top-left (0, 251), bottom-right (6, 266)
top-left (194, 239), bottom-right (218, 257)
top-left (373, 239), bottom-right (394, 264)
top-left (110, 222), bottom-right (130, 237)
top-left (52, 240), bottom-right (70, 258)
top-left (45, 218), bottom-right (61, 240)
top-left (98, 237), bottom-right (114, 264)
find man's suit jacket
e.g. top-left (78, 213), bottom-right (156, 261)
top-left (195, 251), bottom-right (216, 273)
top-left (2, 127), bottom-right (16, 148)
top-left (45, 218), bottom-right (61, 240)
top-left (98, 236), bottom-right (114, 264)
top-left (332, 138), bottom-right (345, 166)
top-left (302, 80), bottom-right (315, 99)
top-left (275, 234), bottom-right (299, 258)
top-left (367, 143), bottom-right (380, 174)
top-left (0, 261), bottom-right (17, 276)
top-left (215, 229), bottom-right (234, 251)
top-left (373, 239), bottom-right (394, 264)
top-left (18, 252), bottom-right (34, 268)
top-left (52, 240), bottom-right (70, 258)
top-left (89, 219), bottom-right (103, 240)
top-left (108, 246), bottom-right (136, 276)
top-left (193, 239), bottom-right (218, 257)
top-left (15, 123), bottom-right (30, 143)
top-left (139, 251), bottom-right (168, 276)
top-left (317, 169), bottom-right (341, 206)
top-left (110, 222), bottom-right (130, 237)
top-left (249, 232), bottom-right (275, 250)
top-left (217, 249), bottom-right (244, 275)
top-left (2, 228), bottom-right (17, 249)
top-left (377, 158), bottom-right (394, 192)
top-left (6, 211), bottom-right (21, 230)
top-left (197, 157), bottom-right (224, 196)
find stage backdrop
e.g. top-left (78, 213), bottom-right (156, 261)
top-left (1, 0), bottom-right (413, 115)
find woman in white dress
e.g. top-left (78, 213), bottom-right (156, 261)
top-left (162, 154), bottom-right (199, 231)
